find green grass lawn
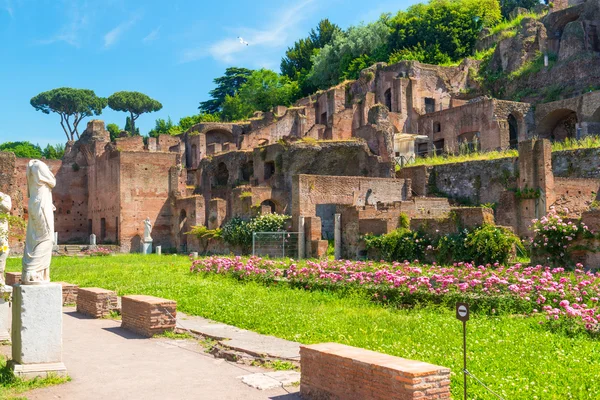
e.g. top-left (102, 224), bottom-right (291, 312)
top-left (7, 255), bottom-right (600, 399)
top-left (0, 354), bottom-right (69, 400)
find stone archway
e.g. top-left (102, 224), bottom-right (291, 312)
top-left (537, 108), bottom-right (578, 141)
top-left (384, 88), bottom-right (392, 112)
top-left (260, 199), bottom-right (276, 214)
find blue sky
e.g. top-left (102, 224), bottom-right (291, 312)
top-left (0, 0), bottom-right (417, 147)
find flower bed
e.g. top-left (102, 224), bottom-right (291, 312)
top-left (191, 256), bottom-right (600, 336)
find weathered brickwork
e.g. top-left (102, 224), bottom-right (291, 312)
top-left (76, 288), bottom-right (119, 318)
top-left (5, 272), bottom-right (21, 286)
top-left (121, 295), bottom-right (177, 338)
top-left (56, 282), bottom-right (79, 305)
top-left (300, 343), bottom-right (451, 400)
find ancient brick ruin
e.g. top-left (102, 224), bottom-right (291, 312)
top-left (1, 0), bottom-right (599, 262)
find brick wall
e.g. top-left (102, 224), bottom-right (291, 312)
top-left (119, 151), bottom-right (178, 252)
top-left (292, 174), bottom-right (410, 223)
top-left (300, 343), bottom-right (451, 400)
top-left (121, 295), bottom-right (176, 337)
top-left (76, 288), bottom-right (119, 318)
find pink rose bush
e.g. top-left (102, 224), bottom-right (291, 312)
top-left (191, 256), bottom-right (600, 336)
top-left (530, 206), bottom-right (591, 266)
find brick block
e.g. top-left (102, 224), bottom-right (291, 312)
top-left (300, 343), bottom-right (451, 400)
top-left (5, 272), bottom-right (21, 286)
top-left (76, 288), bottom-right (119, 318)
top-left (56, 282), bottom-right (79, 305)
top-left (121, 295), bottom-right (177, 338)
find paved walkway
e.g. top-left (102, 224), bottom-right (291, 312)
top-left (177, 312), bottom-right (301, 361)
top-left (10, 308), bottom-right (301, 400)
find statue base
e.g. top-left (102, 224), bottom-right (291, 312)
top-left (142, 240), bottom-right (153, 255)
top-left (0, 285), bottom-right (12, 341)
top-left (11, 283), bottom-right (67, 378)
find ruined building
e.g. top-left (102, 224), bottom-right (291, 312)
top-left (1, 0), bottom-right (600, 260)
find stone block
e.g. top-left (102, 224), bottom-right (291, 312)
top-left (76, 287), bottom-right (119, 318)
top-left (142, 240), bottom-right (153, 255)
top-left (0, 285), bottom-right (12, 341)
top-left (311, 240), bottom-right (329, 258)
top-left (6, 272), bottom-right (21, 286)
top-left (300, 343), bottom-right (450, 400)
top-left (56, 282), bottom-right (79, 305)
top-left (11, 283), bottom-right (67, 378)
top-left (121, 295), bottom-right (177, 338)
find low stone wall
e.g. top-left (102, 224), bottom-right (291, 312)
top-left (76, 288), bottom-right (119, 318)
top-left (121, 295), bottom-right (177, 337)
top-left (300, 343), bottom-right (451, 400)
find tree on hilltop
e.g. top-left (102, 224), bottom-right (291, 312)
top-left (30, 87), bottom-right (107, 142)
top-left (199, 67), bottom-right (253, 115)
top-left (281, 19), bottom-right (340, 96)
top-left (107, 91), bottom-right (162, 137)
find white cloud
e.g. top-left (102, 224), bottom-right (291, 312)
top-left (104, 16), bottom-right (139, 48)
top-left (4, 0), bottom-right (13, 17)
top-left (142, 26), bottom-right (160, 44)
top-left (37, 2), bottom-right (89, 47)
top-left (180, 0), bottom-right (317, 64)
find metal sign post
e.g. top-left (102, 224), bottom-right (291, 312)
top-left (456, 302), bottom-right (470, 400)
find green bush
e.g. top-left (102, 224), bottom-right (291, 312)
top-left (465, 224), bottom-right (523, 265)
top-left (364, 228), bottom-right (433, 262)
top-left (221, 213), bottom-right (290, 250)
top-left (366, 224), bottom-right (524, 265)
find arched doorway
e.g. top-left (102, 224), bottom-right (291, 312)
top-left (384, 89), bottom-right (392, 112)
top-left (537, 109), bottom-right (578, 141)
top-left (214, 162), bottom-right (229, 187)
top-left (260, 200), bottom-right (276, 214)
top-left (508, 114), bottom-right (519, 149)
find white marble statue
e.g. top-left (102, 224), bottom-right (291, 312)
top-left (0, 192), bottom-right (11, 286)
top-left (22, 160), bottom-right (56, 285)
top-left (143, 217), bottom-right (152, 242)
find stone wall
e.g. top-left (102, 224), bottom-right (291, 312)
top-left (552, 147), bottom-right (600, 178)
top-left (399, 156), bottom-right (518, 205)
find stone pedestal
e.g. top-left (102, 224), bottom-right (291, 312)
top-left (142, 240), bottom-right (153, 255)
top-left (155, 245), bottom-right (162, 255)
top-left (0, 285), bottom-right (12, 341)
top-left (11, 283), bottom-right (67, 378)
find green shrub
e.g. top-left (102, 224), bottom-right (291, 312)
top-left (465, 224), bottom-right (523, 265)
top-left (364, 228), bottom-right (433, 262)
top-left (221, 213), bottom-right (290, 250)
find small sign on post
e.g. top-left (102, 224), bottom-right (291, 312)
top-left (456, 302), bottom-right (469, 400)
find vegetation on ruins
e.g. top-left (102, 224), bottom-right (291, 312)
top-left (185, 225), bottom-right (223, 254)
top-left (364, 223), bottom-right (523, 265)
top-left (30, 87), bottom-right (108, 141)
top-left (107, 91), bottom-right (162, 138)
top-left (198, 0), bottom-right (513, 121)
top-left (13, 254), bottom-right (600, 399)
top-left (0, 141), bottom-right (64, 159)
top-left (221, 69), bottom-right (300, 121)
top-left (221, 213), bottom-right (290, 249)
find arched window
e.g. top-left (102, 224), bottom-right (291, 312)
top-left (260, 200), bottom-right (276, 214)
